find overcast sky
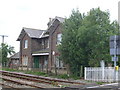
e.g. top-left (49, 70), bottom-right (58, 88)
top-left (0, 0), bottom-right (119, 53)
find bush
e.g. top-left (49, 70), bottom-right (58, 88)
top-left (69, 75), bottom-right (80, 80)
top-left (25, 71), bottom-right (47, 76)
top-left (57, 74), bottom-right (69, 79)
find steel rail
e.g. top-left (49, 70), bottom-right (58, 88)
top-left (2, 73), bottom-right (52, 84)
top-left (0, 82), bottom-right (14, 88)
top-left (1, 77), bottom-right (44, 88)
top-left (1, 70), bottom-right (85, 85)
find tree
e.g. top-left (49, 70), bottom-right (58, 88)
top-left (81, 8), bottom-right (119, 66)
top-left (0, 43), bottom-right (15, 67)
top-left (59, 8), bottom-right (119, 76)
top-left (59, 9), bottom-right (84, 76)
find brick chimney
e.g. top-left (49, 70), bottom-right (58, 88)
top-left (47, 18), bottom-right (53, 27)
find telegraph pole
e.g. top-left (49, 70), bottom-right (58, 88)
top-left (0, 35), bottom-right (8, 44)
top-left (114, 35), bottom-right (117, 67)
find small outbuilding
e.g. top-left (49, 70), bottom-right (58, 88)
top-left (9, 52), bottom-right (19, 69)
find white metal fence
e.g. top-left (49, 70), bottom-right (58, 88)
top-left (84, 67), bottom-right (120, 82)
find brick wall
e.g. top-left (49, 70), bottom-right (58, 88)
top-left (48, 19), bottom-right (63, 71)
top-left (20, 33), bottom-right (32, 68)
top-left (31, 37), bottom-right (49, 52)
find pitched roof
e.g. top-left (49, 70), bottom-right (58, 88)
top-left (24, 27), bottom-right (45, 38)
top-left (55, 16), bottom-right (65, 23)
top-left (17, 27), bottom-right (48, 41)
top-left (10, 52), bottom-right (19, 59)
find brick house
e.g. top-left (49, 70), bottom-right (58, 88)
top-left (9, 52), bottom-right (20, 69)
top-left (17, 27), bottom-right (49, 71)
top-left (17, 17), bottom-right (67, 74)
top-left (47, 17), bottom-right (67, 74)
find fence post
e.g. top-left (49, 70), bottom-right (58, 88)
top-left (102, 67), bottom-right (104, 81)
top-left (84, 67), bottom-right (86, 80)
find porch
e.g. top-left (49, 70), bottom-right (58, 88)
top-left (32, 50), bottom-right (49, 72)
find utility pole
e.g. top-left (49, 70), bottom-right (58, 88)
top-left (114, 35), bottom-right (117, 67)
top-left (114, 35), bottom-right (117, 82)
top-left (0, 35), bottom-right (8, 44)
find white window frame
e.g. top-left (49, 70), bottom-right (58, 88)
top-left (24, 40), bottom-right (28, 49)
top-left (57, 33), bottom-right (62, 45)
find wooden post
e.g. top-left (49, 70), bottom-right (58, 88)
top-left (80, 65), bottom-right (83, 78)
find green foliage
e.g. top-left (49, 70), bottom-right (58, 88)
top-left (25, 70), bottom-right (48, 76)
top-left (59, 9), bottom-right (84, 77)
top-left (118, 56), bottom-right (120, 66)
top-left (59, 8), bottom-right (119, 76)
top-left (56, 74), bottom-right (69, 79)
top-left (2, 67), bottom-right (48, 76)
top-left (96, 82), bottom-right (104, 85)
top-left (2, 67), bottom-right (20, 72)
top-left (69, 75), bottom-right (80, 80)
top-left (0, 43), bottom-right (15, 67)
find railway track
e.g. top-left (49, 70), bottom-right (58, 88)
top-left (0, 82), bottom-right (14, 88)
top-left (1, 77), bottom-right (44, 88)
top-left (0, 70), bottom-right (85, 88)
top-left (0, 81), bottom-right (31, 90)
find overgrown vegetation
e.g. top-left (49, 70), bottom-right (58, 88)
top-left (2, 68), bottom-right (108, 85)
top-left (2, 68), bottom-right (48, 77)
top-left (25, 70), bottom-right (48, 76)
top-left (59, 8), bottom-right (119, 77)
top-left (0, 43), bottom-right (15, 67)
top-left (2, 67), bottom-right (80, 80)
top-left (55, 74), bottom-right (69, 79)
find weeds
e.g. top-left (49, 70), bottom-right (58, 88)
top-left (2, 67), bottom-right (79, 80)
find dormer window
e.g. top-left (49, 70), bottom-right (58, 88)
top-left (24, 40), bottom-right (28, 48)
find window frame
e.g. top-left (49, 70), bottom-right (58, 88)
top-left (57, 33), bottom-right (62, 45)
top-left (24, 40), bottom-right (28, 49)
top-left (22, 56), bottom-right (28, 66)
top-left (41, 39), bottom-right (44, 46)
top-left (47, 40), bottom-right (49, 48)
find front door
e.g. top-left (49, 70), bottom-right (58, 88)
top-left (34, 57), bottom-right (39, 68)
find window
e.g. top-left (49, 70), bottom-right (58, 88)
top-left (44, 56), bottom-right (48, 68)
top-left (55, 57), bottom-right (63, 68)
top-left (24, 40), bottom-right (28, 48)
top-left (47, 40), bottom-right (49, 48)
top-left (14, 60), bottom-right (19, 65)
top-left (57, 33), bottom-right (62, 45)
top-left (42, 39), bottom-right (44, 45)
top-left (22, 56), bottom-right (28, 66)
